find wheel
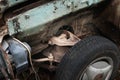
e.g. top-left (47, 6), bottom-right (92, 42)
top-left (56, 36), bottom-right (120, 80)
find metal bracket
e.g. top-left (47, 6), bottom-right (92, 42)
top-left (49, 31), bottom-right (80, 46)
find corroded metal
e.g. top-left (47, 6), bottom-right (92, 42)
top-left (0, 26), bottom-right (8, 43)
top-left (102, 0), bottom-right (120, 28)
top-left (43, 46), bottom-right (69, 62)
top-left (7, 0), bottom-right (103, 40)
top-left (43, 31), bottom-right (80, 62)
top-left (49, 31), bottom-right (80, 46)
top-left (0, 0), bottom-right (27, 13)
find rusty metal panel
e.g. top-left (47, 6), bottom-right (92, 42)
top-left (0, 0), bottom-right (27, 13)
top-left (7, 0), bottom-right (27, 7)
top-left (7, 0), bottom-right (103, 39)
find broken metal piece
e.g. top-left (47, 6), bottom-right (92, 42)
top-left (49, 31), bottom-right (80, 46)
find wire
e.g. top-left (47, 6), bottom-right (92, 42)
top-left (12, 38), bottom-right (40, 80)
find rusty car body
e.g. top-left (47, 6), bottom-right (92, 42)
top-left (0, 0), bottom-right (119, 80)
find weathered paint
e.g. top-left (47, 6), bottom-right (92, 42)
top-left (0, 0), bottom-right (27, 13)
top-left (7, 0), bottom-right (27, 7)
top-left (7, 0), bottom-right (103, 39)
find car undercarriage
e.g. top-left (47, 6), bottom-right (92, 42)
top-left (0, 0), bottom-right (119, 80)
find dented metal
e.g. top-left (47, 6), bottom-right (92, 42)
top-left (7, 0), bottom-right (103, 40)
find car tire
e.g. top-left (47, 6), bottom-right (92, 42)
top-left (56, 36), bottom-right (120, 80)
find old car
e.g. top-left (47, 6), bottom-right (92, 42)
top-left (0, 0), bottom-right (119, 80)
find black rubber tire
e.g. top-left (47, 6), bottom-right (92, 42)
top-left (56, 36), bottom-right (120, 80)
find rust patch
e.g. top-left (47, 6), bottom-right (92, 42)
top-left (100, 0), bottom-right (120, 29)
top-left (0, 26), bottom-right (8, 43)
top-left (94, 74), bottom-right (103, 80)
top-left (94, 0), bottom-right (120, 45)
top-left (19, 10), bottom-right (94, 54)
top-left (12, 18), bottom-right (21, 33)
